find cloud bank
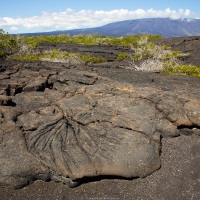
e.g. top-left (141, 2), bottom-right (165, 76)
top-left (0, 8), bottom-right (195, 33)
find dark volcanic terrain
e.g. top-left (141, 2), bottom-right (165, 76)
top-left (0, 36), bottom-right (200, 200)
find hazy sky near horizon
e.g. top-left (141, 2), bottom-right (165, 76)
top-left (0, 0), bottom-right (199, 33)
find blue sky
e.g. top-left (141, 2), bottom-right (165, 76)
top-left (0, 0), bottom-right (199, 33)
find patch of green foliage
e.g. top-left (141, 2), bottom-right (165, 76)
top-left (14, 53), bottom-right (41, 61)
top-left (163, 51), bottom-right (182, 60)
top-left (0, 29), bottom-right (18, 60)
top-left (132, 49), bottom-right (153, 61)
top-left (78, 53), bottom-right (107, 65)
top-left (20, 34), bottom-right (162, 48)
top-left (163, 63), bottom-right (200, 77)
top-left (116, 52), bottom-right (129, 61)
top-left (12, 48), bottom-right (107, 65)
top-left (131, 42), bottom-right (157, 61)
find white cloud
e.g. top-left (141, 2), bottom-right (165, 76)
top-left (0, 8), bottom-right (196, 33)
top-left (9, 26), bottom-right (19, 31)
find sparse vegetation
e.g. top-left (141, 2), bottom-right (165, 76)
top-left (129, 36), bottom-right (198, 75)
top-left (0, 29), bottom-right (19, 60)
top-left (1, 29), bottom-right (199, 77)
top-left (163, 63), bottom-right (200, 77)
top-left (11, 48), bottom-right (107, 65)
top-left (116, 52), bottom-right (129, 61)
top-left (19, 34), bottom-right (162, 48)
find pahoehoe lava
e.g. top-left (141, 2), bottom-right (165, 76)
top-left (0, 36), bottom-right (200, 200)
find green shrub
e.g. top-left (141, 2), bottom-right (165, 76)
top-left (144, 34), bottom-right (162, 41)
top-left (163, 51), bottom-right (182, 60)
top-left (0, 29), bottom-right (18, 60)
top-left (116, 52), bottom-right (129, 61)
top-left (79, 54), bottom-right (107, 64)
top-left (163, 64), bottom-right (200, 77)
top-left (132, 49), bottom-right (153, 61)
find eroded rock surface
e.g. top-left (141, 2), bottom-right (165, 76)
top-left (0, 60), bottom-right (200, 191)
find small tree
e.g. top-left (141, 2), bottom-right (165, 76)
top-left (0, 29), bottom-right (18, 60)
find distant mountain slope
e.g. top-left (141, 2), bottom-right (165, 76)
top-left (23, 18), bottom-right (200, 38)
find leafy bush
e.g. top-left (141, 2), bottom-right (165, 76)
top-left (0, 29), bottom-right (18, 60)
top-left (132, 49), bottom-right (153, 61)
top-left (163, 63), bottom-right (200, 77)
top-left (79, 53), bottom-right (107, 65)
top-left (116, 52), bottom-right (129, 61)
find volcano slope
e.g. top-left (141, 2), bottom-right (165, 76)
top-left (0, 36), bottom-right (200, 200)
